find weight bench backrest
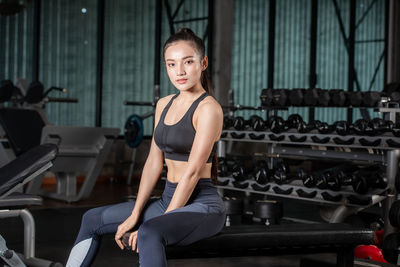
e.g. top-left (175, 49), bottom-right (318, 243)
top-left (0, 108), bottom-right (45, 156)
top-left (41, 126), bottom-right (120, 150)
top-left (0, 144), bottom-right (58, 198)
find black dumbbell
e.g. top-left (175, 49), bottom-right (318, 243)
top-left (267, 116), bottom-right (287, 134)
top-left (315, 121), bottom-right (335, 134)
top-left (349, 91), bottom-right (363, 107)
top-left (286, 114), bottom-right (315, 133)
top-left (353, 119), bottom-right (369, 135)
top-left (231, 162), bottom-right (253, 182)
top-left (392, 122), bottom-right (400, 137)
top-left (260, 88), bottom-right (274, 106)
top-left (364, 118), bottom-right (381, 136)
top-left (315, 165), bottom-right (359, 190)
top-left (369, 118), bottom-right (393, 134)
top-left (326, 170), bottom-right (347, 191)
top-left (252, 160), bottom-right (272, 185)
top-left (383, 82), bottom-right (400, 102)
top-left (304, 88), bottom-right (319, 106)
top-left (271, 89), bottom-right (288, 106)
top-left (326, 172), bottom-right (346, 191)
top-left (274, 166), bottom-right (316, 188)
top-left (314, 171), bottom-right (334, 190)
top-left (272, 162), bottom-right (299, 184)
top-left (288, 89), bottom-right (305, 106)
top-left (232, 116), bottom-right (247, 130)
top-left (315, 169), bottom-right (339, 190)
top-left (352, 168), bottom-right (387, 194)
top-left (354, 118), bottom-right (392, 136)
top-left (272, 162), bottom-right (290, 184)
top-left (317, 89), bottom-right (331, 107)
top-left (326, 167), bottom-right (360, 191)
top-left (223, 115), bottom-right (235, 130)
top-left (334, 120), bottom-right (352, 136)
top-left (218, 157), bottom-right (230, 177)
top-left (362, 91), bottom-right (381, 107)
top-left (297, 168), bottom-right (316, 188)
top-left (248, 115), bottom-right (267, 131)
top-left (330, 89), bottom-right (347, 107)
top-left (297, 121), bottom-right (315, 133)
top-left (285, 114), bottom-right (303, 129)
top-left (231, 162), bottom-right (246, 181)
top-left (319, 171), bottom-right (354, 190)
top-left (233, 115), bottom-right (268, 131)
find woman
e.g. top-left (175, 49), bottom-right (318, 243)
top-left (66, 28), bottom-right (226, 267)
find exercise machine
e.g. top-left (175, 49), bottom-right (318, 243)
top-left (0, 80), bottom-right (120, 202)
top-left (0, 143), bottom-right (62, 267)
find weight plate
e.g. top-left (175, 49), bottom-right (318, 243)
top-left (124, 114), bottom-right (144, 148)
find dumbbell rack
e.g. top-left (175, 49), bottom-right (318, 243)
top-left (217, 129), bottom-right (400, 225)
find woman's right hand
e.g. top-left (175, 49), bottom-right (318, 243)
top-left (115, 214), bottom-right (138, 249)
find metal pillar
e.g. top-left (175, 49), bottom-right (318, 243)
top-left (32, 0), bottom-right (41, 82)
top-left (308, 0), bottom-right (318, 123)
top-left (386, 0), bottom-right (400, 83)
top-left (212, 0), bottom-right (234, 106)
top-left (331, 0), bottom-right (370, 120)
top-left (95, 0), bottom-right (105, 127)
top-left (267, 0), bottom-right (276, 90)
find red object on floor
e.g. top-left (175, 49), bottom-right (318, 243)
top-left (374, 229), bottom-right (384, 247)
top-left (355, 245), bottom-right (387, 263)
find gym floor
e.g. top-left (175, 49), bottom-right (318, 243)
top-left (0, 178), bottom-right (396, 267)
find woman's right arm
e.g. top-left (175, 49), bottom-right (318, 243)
top-left (115, 96), bottom-right (169, 249)
top-left (130, 136), bottom-right (164, 218)
top-left (130, 96), bottom-right (171, 218)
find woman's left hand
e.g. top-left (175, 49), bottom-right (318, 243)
top-left (129, 230), bottom-right (139, 253)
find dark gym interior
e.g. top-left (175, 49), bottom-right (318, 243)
top-left (1, 0), bottom-right (400, 266)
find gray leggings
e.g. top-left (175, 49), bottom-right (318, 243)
top-left (66, 178), bottom-right (226, 267)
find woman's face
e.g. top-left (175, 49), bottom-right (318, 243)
top-left (164, 41), bottom-right (207, 92)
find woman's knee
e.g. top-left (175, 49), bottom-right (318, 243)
top-left (82, 207), bottom-right (102, 225)
top-left (138, 219), bottom-right (164, 244)
top-left (80, 207), bottom-right (103, 234)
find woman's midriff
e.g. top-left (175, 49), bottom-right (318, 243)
top-left (165, 159), bottom-right (212, 183)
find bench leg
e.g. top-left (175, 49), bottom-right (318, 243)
top-left (336, 247), bottom-right (354, 267)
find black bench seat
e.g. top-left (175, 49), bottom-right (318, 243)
top-left (164, 223), bottom-right (374, 267)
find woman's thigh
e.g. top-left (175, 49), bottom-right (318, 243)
top-left (81, 198), bottom-right (166, 236)
top-left (138, 210), bottom-right (226, 247)
top-left (168, 196), bottom-right (226, 215)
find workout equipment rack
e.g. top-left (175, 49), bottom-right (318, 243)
top-left (217, 128), bottom-right (399, 229)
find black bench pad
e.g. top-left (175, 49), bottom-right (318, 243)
top-left (0, 143), bottom-right (57, 197)
top-left (165, 223), bottom-right (374, 258)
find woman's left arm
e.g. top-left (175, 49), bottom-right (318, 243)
top-left (165, 101), bottom-right (223, 213)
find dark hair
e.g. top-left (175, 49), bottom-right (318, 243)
top-left (163, 28), bottom-right (218, 184)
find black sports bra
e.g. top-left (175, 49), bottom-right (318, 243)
top-left (154, 92), bottom-right (217, 163)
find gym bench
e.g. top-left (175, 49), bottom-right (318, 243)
top-left (0, 143), bottom-right (62, 266)
top-left (124, 223), bottom-right (374, 267)
top-left (0, 108), bottom-right (120, 202)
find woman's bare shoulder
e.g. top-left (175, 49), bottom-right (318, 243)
top-left (197, 95), bottom-right (223, 117)
top-left (156, 94), bottom-right (175, 110)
